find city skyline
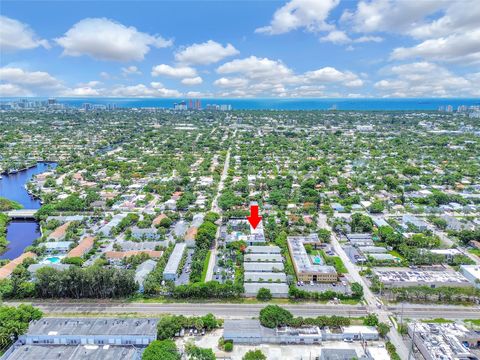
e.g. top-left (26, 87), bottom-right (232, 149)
top-left (1, 0), bottom-right (480, 99)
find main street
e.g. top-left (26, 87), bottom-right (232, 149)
top-left (318, 213), bottom-right (410, 359)
top-left (205, 128), bottom-right (235, 282)
top-left (5, 301), bottom-right (479, 320)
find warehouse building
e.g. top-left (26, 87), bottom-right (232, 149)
top-left (460, 265), bottom-right (480, 289)
top-left (373, 268), bottom-right (472, 288)
top-left (2, 344), bottom-right (142, 360)
top-left (408, 322), bottom-right (479, 360)
top-left (18, 318), bottom-right (158, 346)
top-left (223, 319), bottom-right (378, 345)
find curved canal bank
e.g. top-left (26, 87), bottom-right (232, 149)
top-left (0, 162), bottom-right (57, 260)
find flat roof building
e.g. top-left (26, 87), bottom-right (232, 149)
top-left (135, 259), bottom-right (157, 292)
top-left (408, 322), bottom-right (478, 360)
top-left (163, 242), bottom-right (186, 281)
top-left (2, 344), bottom-right (142, 360)
top-left (243, 282), bottom-right (289, 298)
top-left (374, 268), bottom-right (472, 288)
top-left (460, 265), bottom-right (480, 289)
top-left (287, 235), bottom-right (337, 283)
top-left (245, 245), bottom-right (281, 254)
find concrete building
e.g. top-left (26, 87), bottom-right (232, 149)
top-left (223, 319), bottom-right (379, 345)
top-left (43, 241), bottom-right (74, 253)
top-left (18, 318), bottom-right (157, 346)
top-left (67, 236), bottom-right (95, 258)
top-left (346, 233), bottom-right (374, 247)
top-left (287, 235), bottom-right (337, 283)
top-left (98, 214), bottom-right (128, 236)
top-left (408, 322), bottom-right (479, 360)
top-left (460, 265), bottom-right (480, 289)
top-left (163, 242), bottom-right (186, 281)
top-left (374, 268), bottom-right (472, 288)
top-left (243, 283), bottom-right (289, 298)
top-left (245, 245), bottom-right (281, 254)
top-left (1, 344), bottom-right (142, 360)
top-left (0, 252), bottom-right (36, 279)
top-left (134, 259), bottom-right (157, 292)
top-left (47, 221), bottom-right (72, 241)
top-left (320, 349), bottom-right (366, 360)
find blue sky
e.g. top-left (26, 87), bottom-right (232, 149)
top-left (1, 0), bottom-right (479, 98)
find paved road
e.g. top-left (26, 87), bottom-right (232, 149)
top-left (5, 301), bottom-right (479, 321)
top-left (318, 213), bottom-right (410, 360)
top-left (205, 129), bottom-right (235, 282)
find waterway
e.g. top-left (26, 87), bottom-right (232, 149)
top-left (0, 162), bottom-right (57, 259)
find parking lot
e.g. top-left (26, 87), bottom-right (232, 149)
top-left (175, 249), bottom-right (194, 286)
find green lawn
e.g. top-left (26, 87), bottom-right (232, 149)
top-left (320, 250), bottom-right (348, 274)
top-left (200, 250), bottom-right (211, 282)
top-left (465, 319), bottom-right (480, 326)
top-left (388, 250), bottom-right (405, 260)
top-left (420, 318), bottom-right (453, 324)
top-left (468, 249), bottom-right (480, 257)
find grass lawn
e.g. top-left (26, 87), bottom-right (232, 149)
top-left (420, 318), bottom-right (453, 324)
top-left (200, 250), bottom-right (211, 282)
top-left (320, 250), bottom-right (348, 274)
top-left (465, 319), bottom-right (480, 326)
top-left (388, 250), bottom-right (405, 260)
top-left (469, 249), bottom-right (480, 257)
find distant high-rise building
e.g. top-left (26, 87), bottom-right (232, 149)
top-left (446, 105), bottom-right (453, 112)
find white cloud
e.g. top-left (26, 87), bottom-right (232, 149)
top-left (111, 83), bottom-right (182, 97)
top-left (215, 56), bottom-right (363, 97)
top-left (63, 87), bottom-right (101, 96)
top-left (151, 64), bottom-right (197, 78)
top-left (374, 62), bottom-right (475, 97)
top-left (213, 77), bottom-right (248, 88)
top-left (354, 36), bottom-right (383, 43)
top-left (122, 66), bottom-right (142, 76)
top-left (0, 83), bottom-right (32, 96)
top-left (181, 76), bottom-right (203, 85)
top-left (343, 0), bottom-right (480, 63)
top-left (392, 29), bottom-right (480, 64)
top-left (175, 40), bottom-right (239, 65)
top-left (55, 18), bottom-right (172, 61)
top-left (256, 0), bottom-right (339, 35)
top-left (320, 30), bottom-right (351, 44)
top-left (217, 56), bottom-right (296, 82)
top-left (0, 16), bottom-right (49, 52)
top-left (341, 0), bottom-right (447, 34)
top-left (303, 67), bottom-right (363, 87)
top-left (0, 67), bottom-right (62, 89)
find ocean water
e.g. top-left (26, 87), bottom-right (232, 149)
top-left (4, 97), bottom-right (480, 111)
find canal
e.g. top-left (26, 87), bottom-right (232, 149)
top-left (0, 162), bottom-right (57, 259)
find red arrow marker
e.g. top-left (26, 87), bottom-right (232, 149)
top-left (247, 205), bottom-right (262, 229)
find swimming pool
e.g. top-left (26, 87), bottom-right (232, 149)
top-left (44, 256), bottom-right (61, 264)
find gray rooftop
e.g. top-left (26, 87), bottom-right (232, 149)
top-left (4, 345), bottom-right (141, 360)
top-left (135, 259), bottom-right (157, 285)
top-left (245, 245), bottom-right (281, 254)
top-left (287, 235), bottom-right (336, 275)
top-left (244, 262), bottom-right (284, 272)
top-left (163, 242), bottom-right (186, 276)
top-left (244, 272), bottom-right (287, 282)
top-left (26, 318), bottom-right (158, 337)
top-left (244, 253), bottom-right (283, 262)
top-left (244, 282), bottom-right (289, 296)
